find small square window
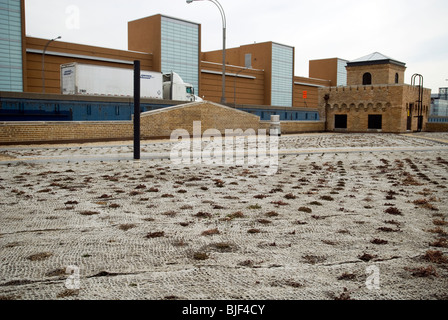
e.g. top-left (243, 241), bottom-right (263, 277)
top-left (335, 115), bottom-right (347, 129)
top-left (368, 115), bottom-right (382, 130)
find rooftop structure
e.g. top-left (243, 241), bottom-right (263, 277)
top-left (348, 52), bottom-right (406, 68)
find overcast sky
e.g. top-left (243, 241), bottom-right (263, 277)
top-left (25, 0), bottom-right (448, 92)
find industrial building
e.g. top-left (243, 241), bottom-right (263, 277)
top-left (0, 0), bottom-right (24, 92)
top-left (319, 53), bottom-right (432, 133)
top-left (0, 2), bottom-right (327, 122)
top-left (1, 0), bottom-right (444, 138)
top-left (309, 58), bottom-right (348, 87)
top-left (431, 88), bottom-right (448, 117)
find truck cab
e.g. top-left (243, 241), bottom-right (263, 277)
top-left (163, 72), bottom-right (201, 102)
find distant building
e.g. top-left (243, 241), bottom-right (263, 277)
top-left (0, 0), bottom-right (25, 92)
top-left (203, 42), bottom-right (295, 107)
top-left (128, 15), bottom-right (201, 95)
top-left (319, 52), bottom-right (432, 133)
top-left (0, 1), bottom-right (434, 131)
top-left (431, 88), bottom-right (448, 117)
top-left (309, 58), bottom-right (348, 87)
top-left (0, 2), bottom-right (329, 113)
top-left (346, 52), bottom-right (406, 86)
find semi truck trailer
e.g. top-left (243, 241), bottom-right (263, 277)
top-left (60, 63), bottom-right (200, 102)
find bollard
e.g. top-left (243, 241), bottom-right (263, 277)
top-left (134, 60), bottom-right (141, 160)
top-left (270, 115), bottom-right (281, 137)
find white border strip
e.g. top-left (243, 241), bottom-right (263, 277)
top-left (26, 49), bottom-right (138, 65)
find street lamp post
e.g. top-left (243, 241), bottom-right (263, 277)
top-left (187, 0), bottom-right (226, 104)
top-left (42, 36), bottom-right (61, 93)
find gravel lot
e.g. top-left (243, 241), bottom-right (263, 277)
top-left (0, 132), bottom-right (447, 300)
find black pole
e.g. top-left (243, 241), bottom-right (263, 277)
top-left (134, 60), bottom-right (141, 160)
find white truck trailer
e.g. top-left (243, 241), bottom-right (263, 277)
top-left (60, 63), bottom-right (199, 101)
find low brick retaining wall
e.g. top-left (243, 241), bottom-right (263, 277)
top-left (426, 122), bottom-right (448, 132)
top-left (0, 101), bottom-right (325, 145)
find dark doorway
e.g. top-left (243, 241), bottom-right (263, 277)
top-left (407, 104), bottom-right (413, 131)
top-left (368, 115), bottom-right (382, 130)
top-left (335, 114), bottom-right (348, 129)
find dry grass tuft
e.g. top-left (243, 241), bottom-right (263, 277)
top-left (265, 211), bottom-right (279, 217)
top-left (119, 224), bottom-right (136, 231)
top-left (226, 211), bottom-right (244, 220)
top-left (162, 210), bottom-right (177, 217)
top-left (358, 253), bottom-right (376, 262)
top-left (334, 288), bottom-right (353, 300)
top-left (406, 266), bottom-right (438, 277)
top-left (27, 252), bottom-right (53, 261)
top-left (337, 272), bottom-right (356, 281)
top-left (433, 219), bottom-right (448, 226)
top-left (423, 250), bottom-right (448, 264)
top-left (192, 252), bottom-right (209, 260)
top-left (371, 238), bottom-right (388, 245)
top-left (430, 238), bottom-right (448, 248)
top-left (194, 211), bottom-right (212, 218)
top-left (145, 231), bottom-right (165, 239)
top-left (79, 210), bottom-right (100, 216)
top-left (413, 199), bottom-right (439, 211)
top-left (161, 193), bottom-right (174, 198)
top-left (211, 242), bottom-right (236, 252)
top-left (427, 227), bottom-right (448, 236)
top-left (302, 255), bottom-right (326, 264)
top-left (384, 207), bottom-right (403, 216)
top-left (270, 201), bottom-right (288, 207)
top-left (201, 228), bottom-right (220, 236)
top-left (378, 226), bottom-right (400, 233)
top-left (57, 289), bottom-right (80, 298)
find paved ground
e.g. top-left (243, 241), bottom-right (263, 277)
top-left (0, 132), bottom-right (447, 300)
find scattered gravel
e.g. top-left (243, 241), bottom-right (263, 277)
top-left (1, 132), bottom-right (447, 300)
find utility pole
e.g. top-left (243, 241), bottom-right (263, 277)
top-left (42, 36), bottom-right (61, 93)
top-left (187, 0), bottom-right (227, 104)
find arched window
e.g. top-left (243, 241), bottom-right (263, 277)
top-left (362, 73), bottom-right (372, 85)
top-left (395, 73), bottom-right (399, 84)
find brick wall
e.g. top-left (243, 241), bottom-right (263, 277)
top-left (259, 121), bottom-right (325, 134)
top-left (0, 121), bottom-right (133, 145)
top-left (319, 85), bottom-right (431, 133)
top-left (140, 101), bottom-right (261, 138)
top-left (346, 64), bottom-right (406, 86)
top-left (293, 76), bottom-right (330, 109)
top-left (0, 101), bottom-right (325, 145)
top-left (25, 37), bottom-right (153, 94)
top-left (426, 123), bottom-right (448, 132)
top-left (200, 62), bottom-right (265, 105)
